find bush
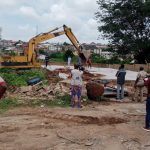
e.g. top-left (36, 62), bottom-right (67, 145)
top-left (91, 54), bottom-right (108, 63)
top-left (49, 52), bottom-right (64, 59)
top-left (0, 98), bottom-right (18, 113)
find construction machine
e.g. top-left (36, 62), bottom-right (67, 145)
top-left (0, 25), bottom-right (90, 68)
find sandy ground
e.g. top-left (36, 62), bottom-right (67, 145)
top-left (0, 101), bottom-right (150, 150)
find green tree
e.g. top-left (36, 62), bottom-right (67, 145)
top-left (63, 50), bottom-right (74, 61)
top-left (95, 0), bottom-right (150, 63)
top-left (39, 49), bottom-right (46, 55)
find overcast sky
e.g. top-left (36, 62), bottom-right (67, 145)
top-left (0, 0), bottom-right (107, 44)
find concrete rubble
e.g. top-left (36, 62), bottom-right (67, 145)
top-left (16, 81), bottom-right (70, 99)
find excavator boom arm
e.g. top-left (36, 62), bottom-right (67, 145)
top-left (28, 31), bottom-right (65, 61)
top-left (63, 25), bottom-right (80, 52)
top-left (27, 24), bottom-right (85, 62)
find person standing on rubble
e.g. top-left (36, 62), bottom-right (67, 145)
top-left (133, 66), bottom-right (148, 102)
top-left (87, 57), bottom-right (92, 69)
top-left (78, 56), bottom-right (82, 67)
top-left (70, 64), bottom-right (83, 108)
top-left (143, 76), bottom-right (150, 131)
top-left (0, 76), bottom-right (7, 99)
top-left (115, 64), bottom-right (126, 100)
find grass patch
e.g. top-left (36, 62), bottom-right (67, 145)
top-left (0, 94), bottom-right (71, 113)
top-left (0, 97), bottom-right (18, 113)
top-left (0, 68), bottom-right (46, 87)
top-left (0, 94), bottom-right (99, 113)
top-left (20, 94), bottom-right (71, 108)
top-left (43, 94), bottom-right (70, 107)
top-left (50, 94), bottom-right (71, 107)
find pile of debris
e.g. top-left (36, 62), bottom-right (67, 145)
top-left (12, 81), bottom-right (70, 100)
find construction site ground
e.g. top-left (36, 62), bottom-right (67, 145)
top-left (0, 101), bottom-right (149, 150)
top-left (0, 65), bottom-right (149, 150)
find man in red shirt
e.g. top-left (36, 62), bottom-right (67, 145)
top-left (0, 76), bottom-right (7, 99)
top-left (143, 77), bottom-right (150, 131)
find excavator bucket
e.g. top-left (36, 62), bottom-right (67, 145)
top-left (82, 50), bottom-right (91, 60)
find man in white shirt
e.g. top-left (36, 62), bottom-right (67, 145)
top-left (70, 64), bottom-right (83, 108)
top-left (67, 56), bottom-right (72, 68)
top-left (0, 76), bottom-right (7, 99)
top-left (134, 66), bottom-right (148, 102)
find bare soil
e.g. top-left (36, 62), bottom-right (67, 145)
top-left (0, 101), bottom-right (150, 150)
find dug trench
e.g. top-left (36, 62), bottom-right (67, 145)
top-left (3, 107), bottom-right (127, 126)
top-left (41, 113), bottom-right (127, 126)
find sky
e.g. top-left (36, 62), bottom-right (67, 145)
top-left (0, 0), bottom-right (107, 44)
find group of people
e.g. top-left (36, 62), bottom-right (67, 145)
top-left (70, 63), bottom-right (150, 131)
top-left (115, 64), bottom-right (150, 131)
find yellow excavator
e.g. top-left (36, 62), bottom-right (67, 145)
top-left (0, 25), bottom-right (89, 68)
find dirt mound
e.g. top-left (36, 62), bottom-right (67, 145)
top-left (40, 110), bottom-right (127, 126)
top-left (7, 108), bottom-right (127, 126)
top-left (76, 115), bottom-right (127, 125)
top-left (0, 125), bottom-right (20, 134)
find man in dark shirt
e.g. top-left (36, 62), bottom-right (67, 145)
top-left (115, 64), bottom-right (126, 100)
top-left (45, 54), bottom-right (49, 68)
top-left (143, 77), bottom-right (150, 131)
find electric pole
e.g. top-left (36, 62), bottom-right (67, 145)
top-left (0, 27), bottom-right (2, 41)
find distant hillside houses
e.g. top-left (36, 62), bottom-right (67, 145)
top-left (0, 39), bottom-right (26, 55)
top-left (36, 42), bottom-right (62, 52)
top-left (82, 42), bottom-right (112, 59)
top-left (0, 39), bottom-right (112, 59)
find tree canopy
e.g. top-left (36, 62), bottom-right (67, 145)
top-left (95, 0), bottom-right (150, 63)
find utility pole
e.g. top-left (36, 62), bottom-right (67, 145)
top-left (36, 25), bottom-right (38, 36)
top-left (0, 27), bottom-right (2, 41)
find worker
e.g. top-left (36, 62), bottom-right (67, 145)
top-left (45, 54), bottom-right (49, 68)
top-left (115, 64), bottom-right (126, 100)
top-left (87, 57), bottom-right (92, 69)
top-left (143, 76), bottom-right (150, 131)
top-left (134, 66), bottom-right (148, 102)
top-left (67, 56), bottom-right (72, 68)
top-left (70, 64), bottom-right (83, 108)
top-left (0, 76), bottom-right (7, 99)
top-left (77, 56), bottom-right (82, 66)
